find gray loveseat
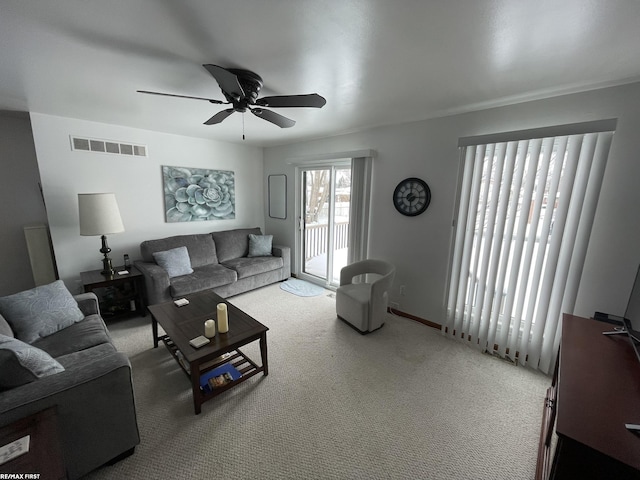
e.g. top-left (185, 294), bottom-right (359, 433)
top-left (0, 287), bottom-right (140, 479)
top-left (135, 227), bottom-right (290, 306)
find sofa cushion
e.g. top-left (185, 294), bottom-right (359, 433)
top-left (0, 280), bottom-right (85, 344)
top-left (170, 264), bottom-right (238, 298)
top-left (212, 227), bottom-right (261, 263)
top-left (0, 314), bottom-right (13, 338)
top-left (31, 314), bottom-right (112, 358)
top-left (140, 233), bottom-right (218, 267)
top-left (153, 246), bottom-right (194, 278)
top-left (248, 234), bottom-right (273, 257)
top-left (55, 341), bottom-right (117, 370)
top-left (222, 256), bottom-right (284, 279)
top-left (0, 334), bottom-right (65, 390)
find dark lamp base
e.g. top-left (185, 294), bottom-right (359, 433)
top-left (100, 234), bottom-right (115, 276)
top-left (101, 256), bottom-right (115, 276)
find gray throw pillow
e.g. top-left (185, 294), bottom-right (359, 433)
top-left (0, 280), bottom-right (85, 344)
top-left (248, 234), bottom-right (273, 257)
top-left (0, 314), bottom-right (13, 338)
top-left (0, 334), bottom-right (65, 391)
top-left (153, 246), bottom-right (194, 277)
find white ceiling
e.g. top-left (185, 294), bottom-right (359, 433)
top-left (2, 0), bottom-right (640, 147)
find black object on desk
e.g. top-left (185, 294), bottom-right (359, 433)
top-left (593, 311), bottom-right (624, 324)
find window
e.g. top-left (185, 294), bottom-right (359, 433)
top-left (444, 120), bottom-right (616, 374)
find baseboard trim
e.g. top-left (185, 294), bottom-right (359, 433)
top-left (388, 307), bottom-right (441, 330)
top-left (387, 308), bottom-right (528, 364)
top-left (434, 324), bottom-right (524, 364)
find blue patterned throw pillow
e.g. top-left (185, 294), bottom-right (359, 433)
top-left (0, 280), bottom-right (84, 344)
top-left (0, 334), bottom-right (65, 390)
top-left (248, 234), bottom-right (273, 257)
top-left (153, 246), bottom-right (194, 278)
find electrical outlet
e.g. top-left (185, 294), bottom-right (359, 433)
top-left (400, 285), bottom-right (406, 296)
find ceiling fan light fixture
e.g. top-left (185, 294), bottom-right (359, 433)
top-left (138, 64), bottom-right (326, 130)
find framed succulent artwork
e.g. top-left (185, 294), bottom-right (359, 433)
top-left (162, 166), bottom-right (235, 222)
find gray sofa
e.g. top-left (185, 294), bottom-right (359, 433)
top-left (0, 291), bottom-right (140, 479)
top-left (135, 227), bottom-right (291, 306)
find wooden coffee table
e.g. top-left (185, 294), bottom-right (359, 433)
top-left (147, 290), bottom-right (268, 414)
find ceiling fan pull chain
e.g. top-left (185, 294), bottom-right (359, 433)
top-left (242, 112), bottom-right (245, 140)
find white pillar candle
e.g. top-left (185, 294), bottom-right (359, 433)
top-left (217, 303), bottom-right (229, 333)
top-left (204, 319), bottom-right (216, 338)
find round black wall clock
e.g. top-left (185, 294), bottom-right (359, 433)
top-left (393, 177), bottom-right (431, 216)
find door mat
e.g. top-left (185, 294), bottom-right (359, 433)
top-left (280, 278), bottom-right (325, 297)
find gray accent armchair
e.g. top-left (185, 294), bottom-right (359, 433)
top-left (336, 259), bottom-right (396, 333)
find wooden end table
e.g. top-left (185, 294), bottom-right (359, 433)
top-left (80, 266), bottom-right (146, 320)
top-left (0, 407), bottom-right (65, 478)
top-left (147, 290), bottom-right (269, 414)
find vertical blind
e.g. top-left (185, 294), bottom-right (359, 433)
top-left (347, 157), bottom-right (373, 264)
top-left (444, 121), bottom-right (615, 374)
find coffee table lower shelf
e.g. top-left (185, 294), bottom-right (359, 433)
top-left (160, 334), bottom-right (265, 413)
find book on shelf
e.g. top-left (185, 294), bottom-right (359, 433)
top-left (175, 351), bottom-right (231, 376)
top-left (200, 363), bottom-right (242, 393)
top-left (175, 350), bottom-right (190, 374)
top-left (201, 352), bottom-right (231, 370)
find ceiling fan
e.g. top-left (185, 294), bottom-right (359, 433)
top-left (138, 64), bottom-right (326, 130)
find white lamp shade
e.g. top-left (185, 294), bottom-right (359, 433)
top-left (78, 193), bottom-right (125, 236)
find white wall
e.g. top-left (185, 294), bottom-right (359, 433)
top-left (30, 113), bottom-right (263, 293)
top-left (264, 82), bottom-right (640, 324)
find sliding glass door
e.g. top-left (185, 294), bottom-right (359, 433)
top-left (299, 165), bottom-right (351, 287)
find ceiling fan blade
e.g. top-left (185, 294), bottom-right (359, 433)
top-left (255, 93), bottom-right (327, 108)
top-left (137, 90), bottom-right (225, 104)
top-left (204, 108), bottom-right (235, 125)
top-left (250, 108), bottom-right (296, 128)
top-left (203, 64), bottom-right (244, 101)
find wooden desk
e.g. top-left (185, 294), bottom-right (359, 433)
top-left (537, 314), bottom-right (640, 479)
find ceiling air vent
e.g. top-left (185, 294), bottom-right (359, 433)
top-left (70, 136), bottom-right (148, 157)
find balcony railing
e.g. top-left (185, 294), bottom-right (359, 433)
top-left (305, 222), bottom-right (349, 260)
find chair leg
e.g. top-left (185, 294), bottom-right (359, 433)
top-left (367, 322), bottom-right (385, 334)
top-left (337, 315), bottom-right (385, 334)
top-left (106, 447), bottom-right (136, 465)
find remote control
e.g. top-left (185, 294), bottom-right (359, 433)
top-left (189, 336), bottom-right (210, 348)
top-left (174, 298), bottom-right (189, 307)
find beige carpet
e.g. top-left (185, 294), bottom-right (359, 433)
top-left (84, 283), bottom-right (550, 479)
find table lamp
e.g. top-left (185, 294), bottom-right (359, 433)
top-left (78, 193), bottom-right (125, 275)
